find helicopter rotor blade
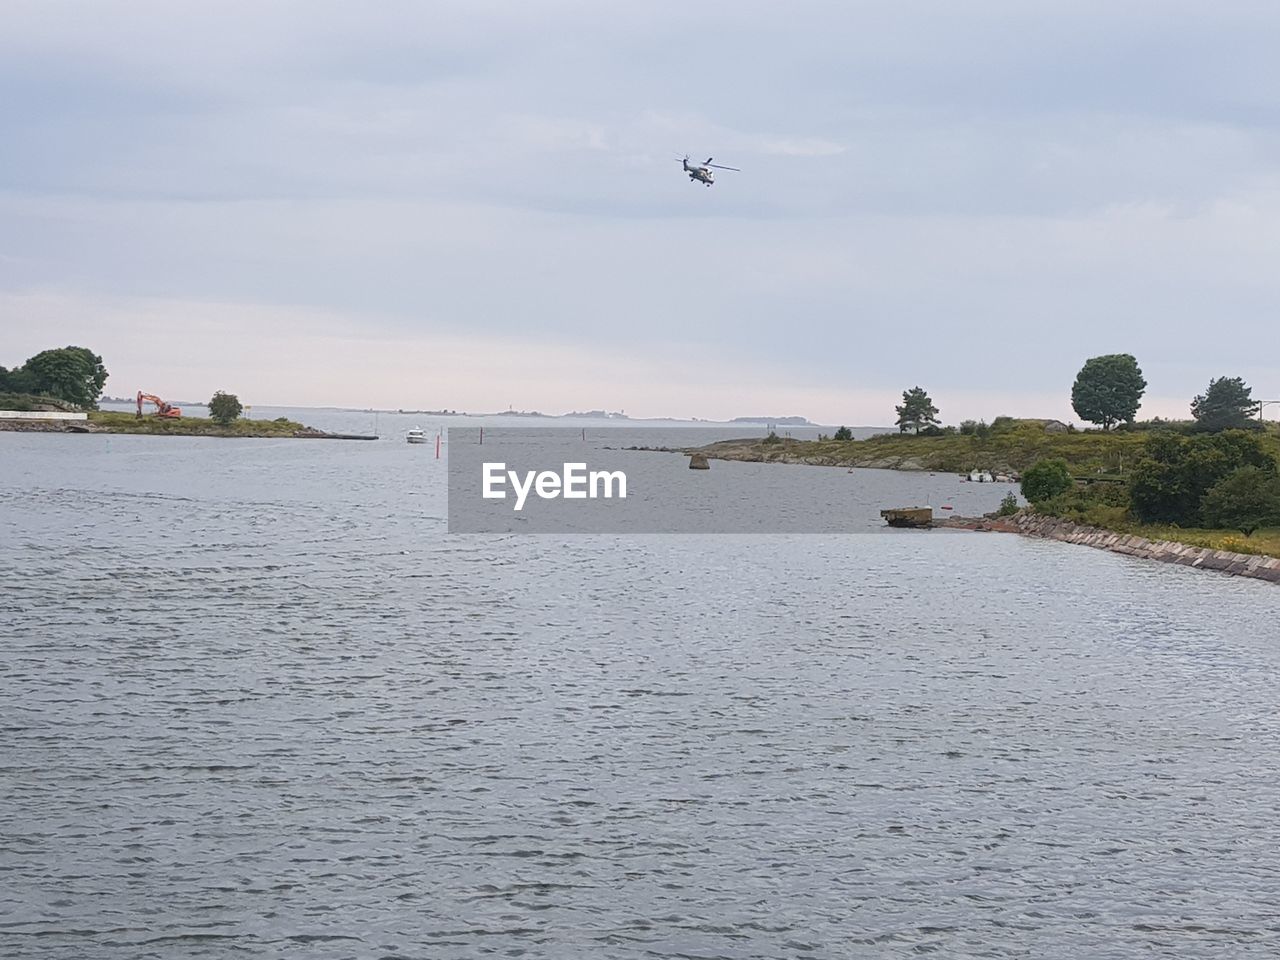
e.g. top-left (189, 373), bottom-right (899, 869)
top-left (707, 164), bottom-right (740, 171)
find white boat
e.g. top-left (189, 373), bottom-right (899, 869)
top-left (406, 427), bottom-right (427, 444)
top-left (967, 469), bottom-right (994, 483)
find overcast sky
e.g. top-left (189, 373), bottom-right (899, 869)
top-left (2, 0), bottom-right (1277, 423)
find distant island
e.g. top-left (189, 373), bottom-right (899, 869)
top-left (388, 407), bottom-right (818, 424)
top-left (730, 416), bottom-right (813, 426)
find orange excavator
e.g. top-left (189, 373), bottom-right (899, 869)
top-left (136, 391), bottom-right (182, 419)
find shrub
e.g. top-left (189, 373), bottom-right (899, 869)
top-left (1021, 458), bottom-right (1073, 504)
top-left (995, 492), bottom-right (1020, 516)
top-left (833, 425), bottom-right (853, 441)
top-left (1038, 481), bottom-right (1130, 527)
top-left (1129, 430), bottom-right (1276, 525)
top-left (1200, 466), bottom-right (1280, 535)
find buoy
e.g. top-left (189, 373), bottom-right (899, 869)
top-left (941, 504), bottom-right (953, 510)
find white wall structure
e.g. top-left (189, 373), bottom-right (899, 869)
top-left (0, 410), bottom-right (88, 420)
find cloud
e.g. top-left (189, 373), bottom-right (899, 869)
top-left (1, 1), bottom-right (1277, 423)
top-left (758, 138), bottom-right (846, 158)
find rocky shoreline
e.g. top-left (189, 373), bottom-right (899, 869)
top-left (943, 511), bottom-right (1280, 585)
top-left (624, 440), bottom-right (938, 471)
top-left (685, 437), bottom-right (937, 471)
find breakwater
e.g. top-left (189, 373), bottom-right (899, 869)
top-left (945, 512), bottom-right (1280, 584)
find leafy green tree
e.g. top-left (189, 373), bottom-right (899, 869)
top-left (1070, 354), bottom-right (1146, 430)
top-left (1200, 466), bottom-right (1280, 536)
top-left (208, 391), bottom-right (243, 425)
top-left (1021, 458), bottom-right (1073, 504)
top-left (1128, 430), bottom-right (1276, 525)
top-left (995, 491), bottom-right (1020, 516)
top-left (833, 425), bottom-right (853, 441)
top-left (0, 365), bottom-right (36, 394)
top-left (20, 346), bottom-right (108, 408)
top-left (895, 387), bottom-right (940, 434)
top-left (1191, 376), bottom-right (1259, 431)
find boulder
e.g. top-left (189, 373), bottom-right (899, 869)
top-left (689, 453), bottom-right (710, 470)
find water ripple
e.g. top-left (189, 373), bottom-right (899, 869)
top-left (2, 433), bottom-right (1278, 958)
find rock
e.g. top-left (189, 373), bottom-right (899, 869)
top-left (689, 453), bottom-right (710, 470)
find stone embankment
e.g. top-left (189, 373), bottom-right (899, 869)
top-left (943, 511), bottom-right (1280, 584)
top-left (0, 419), bottom-right (94, 433)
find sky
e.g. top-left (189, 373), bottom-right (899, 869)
top-left (2, 0), bottom-right (1278, 424)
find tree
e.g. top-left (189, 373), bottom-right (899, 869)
top-left (1021, 458), bottom-right (1073, 504)
top-left (1191, 376), bottom-right (1259, 431)
top-left (19, 346), bottom-right (108, 408)
top-left (1070, 354), bottom-right (1146, 430)
top-left (0, 365), bottom-right (36, 394)
top-left (208, 391), bottom-right (243, 425)
top-left (895, 387), bottom-right (939, 434)
top-left (1200, 466), bottom-right (1280, 536)
top-left (833, 425), bottom-right (853, 441)
top-left (1128, 429), bottom-right (1276, 525)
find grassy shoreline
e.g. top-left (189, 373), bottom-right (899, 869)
top-left (688, 430), bottom-right (1150, 475)
top-left (0, 410), bottom-right (331, 438)
top-left (688, 422), bottom-right (1279, 477)
top-left (88, 411), bottom-right (318, 436)
top-left (686, 426), bottom-right (1280, 560)
top-left (1030, 501), bottom-right (1280, 557)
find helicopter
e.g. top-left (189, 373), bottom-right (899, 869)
top-left (676, 155), bottom-right (740, 187)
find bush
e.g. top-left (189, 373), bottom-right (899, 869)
top-left (762, 431), bottom-right (782, 445)
top-left (1200, 466), bottom-right (1280, 535)
top-left (995, 492), bottom-right (1020, 516)
top-left (833, 425), bottom-right (853, 441)
top-left (1039, 481), bottom-right (1130, 526)
top-left (1021, 458), bottom-right (1073, 503)
top-left (1129, 430), bottom-right (1276, 525)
